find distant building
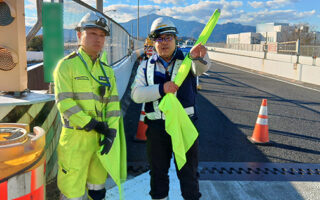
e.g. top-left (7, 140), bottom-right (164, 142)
top-left (184, 39), bottom-right (195, 46)
top-left (227, 32), bottom-right (261, 44)
top-left (256, 22), bottom-right (291, 33)
top-left (311, 32), bottom-right (320, 45)
top-left (226, 22), bottom-right (311, 44)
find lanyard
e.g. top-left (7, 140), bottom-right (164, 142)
top-left (77, 52), bottom-right (111, 88)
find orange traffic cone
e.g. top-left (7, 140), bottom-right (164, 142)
top-left (134, 104), bottom-right (148, 142)
top-left (248, 99), bottom-right (271, 145)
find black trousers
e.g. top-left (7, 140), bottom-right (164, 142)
top-left (145, 119), bottom-right (201, 200)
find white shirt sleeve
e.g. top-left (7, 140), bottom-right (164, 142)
top-left (191, 53), bottom-right (211, 76)
top-left (131, 60), bottom-right (162, 103)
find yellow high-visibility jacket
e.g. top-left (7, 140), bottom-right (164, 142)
top-left (54, 47), bottom-right (126, 191)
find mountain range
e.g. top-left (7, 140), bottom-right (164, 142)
top-left (119, 14), bottom-right (256, 43)
top-left (26, 14), bottom-right (255, 43)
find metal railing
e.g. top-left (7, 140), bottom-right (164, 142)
top-left (63, 0), bottom-right (144, 66)
top-left (301, 45), bottom-right (320, 57)
top-left (207, 43), bottom-right (264, 52)
top-left (277, 41), bottom-right (297, 55)
top-left (27, 0), bottom-right (144, 66)
top-left (207, 42), bottom-right (320, 58)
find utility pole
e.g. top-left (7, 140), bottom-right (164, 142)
top-left (96, 0), bottom-right (103, 12)
top-left (137, 0), bottom-right (139, 40)
top-left (295, 26), bottom-right (303, 64)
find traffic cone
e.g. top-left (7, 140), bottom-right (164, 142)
top-left (248, 99), bottom-right (271, 145)
top-left (196, 77), bottom-right (202, 90)
top-left (134, 103), bottom-right (148, 142)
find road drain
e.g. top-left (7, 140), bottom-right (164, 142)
top-left (127, 162), bottom-right (320, 181)
top-left (199, 162), bottom-right (320, 181)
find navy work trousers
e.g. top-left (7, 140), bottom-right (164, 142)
top-left (145, 119), bottom-right (201, 200)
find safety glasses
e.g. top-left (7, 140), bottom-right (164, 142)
top-left (154, 35), bottom-right (174, 43)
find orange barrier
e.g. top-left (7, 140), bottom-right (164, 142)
top-left (145, 46), bottom-right (155, 57)
top-left (248, 99), bottom-right (270, 144)
top-left (0, 163), bottom-right (45, 200)
top-left (134, 104), bottom-right (148, 142)
top-left (0, 124), bottom-right (46, 200)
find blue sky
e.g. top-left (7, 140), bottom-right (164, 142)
top-left (25, 0), bottom-right (320, 31)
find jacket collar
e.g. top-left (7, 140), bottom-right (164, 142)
top-left (78, 47), bottom-right (101, 66)
top-left (150, 48), bottom-right (185, 65)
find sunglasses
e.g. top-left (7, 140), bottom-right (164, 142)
top-left (154, 35), bottom-right (174, 43)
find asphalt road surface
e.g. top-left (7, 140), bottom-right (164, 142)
top-left (48, 60), bottom-right (320, 199)
top-left (125, 60), bottom-right (320, 164)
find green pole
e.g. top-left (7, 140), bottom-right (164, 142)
top-left (42, 3), bottom-right (64, 83)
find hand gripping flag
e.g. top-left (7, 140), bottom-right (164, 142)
top-left (159, 9), bottom-right (221, 170)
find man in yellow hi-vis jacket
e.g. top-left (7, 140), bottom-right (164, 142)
top-left (54, 12), bottom-right (125, 200)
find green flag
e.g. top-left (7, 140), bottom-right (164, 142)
top-left (159, 9), bottom-right (221, 170)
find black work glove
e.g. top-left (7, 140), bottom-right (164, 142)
top-left (84, 119), bottom-right (108, 134)
top-left (94, 121), bottom-right (109, 135)
top-left (99, 128), bottom-right (117, 155)
top-left (84, 119), bottom-right (116, 155)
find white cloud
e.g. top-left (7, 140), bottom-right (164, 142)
top-left (81, 0), bottom-right (97, 7)
top-left (229, 9), bottom-right (316, 26)
top-left (23, 0), bottom-right (316, 29)
top-left (148, 0), bottom-right (185, 5)
top-left (248, 1), bottom-right (264, 8)
top-left (25, 0), bottom-right (36, 10)
top-left (156, 0), bottom-right (242, 23)
top-left (248, 0), bottom-right (300, 9)
top-left (103, 4), bottom-right (161, 23)
top-left (64, 1), bottom-right (87, 14)
top-left (25, 16), bottom-right (37, 26)
top-left (102, 0), bottom-right (244, 24)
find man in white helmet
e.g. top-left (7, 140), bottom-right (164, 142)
top-left (54, 11), bottom-right (123, 200)
top-left (131, 17), bottom-right (211, 200)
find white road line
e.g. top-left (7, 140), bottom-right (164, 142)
top-left (214, 61), bottom-right (320, 93)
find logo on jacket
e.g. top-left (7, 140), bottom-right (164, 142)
top-left (99, 76), bottom-right (108, 81)
top-left (75, 76), bottom-right (89, 80)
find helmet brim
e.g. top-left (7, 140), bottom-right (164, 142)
top-left (75, 25), bottom-right (110, 36)
top-left (149, 27), bottom-right (178, 39)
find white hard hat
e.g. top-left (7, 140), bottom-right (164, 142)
top-left (149, 17), bottom-right (178, 38)
top-left (75, 12), bottom-right (110, 36)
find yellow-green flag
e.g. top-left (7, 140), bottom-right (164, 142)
top-left (159, 9), bottom-right (221, 170)
top-left (98, 116), bottom-right (127, 199)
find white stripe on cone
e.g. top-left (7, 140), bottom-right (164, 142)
top-left (140, 112), bottom-right (146, 121)
top-left (256, 118), bottom-right (268, 125)
top-left (258, 106), bottom-right (267, 116)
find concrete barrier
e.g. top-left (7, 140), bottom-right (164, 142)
top-left (27, 48), bottom-right (144, 99)
top-left (27, 51), bottom-right (43, 62)
top-left (113, 54), bottom-right (137, 99)
top-left (207, 47), bottom-right (264, 59)
top-left (113, 48), bottom-right (143, 99)
top-left (208, 48), bottom-right (320, 86)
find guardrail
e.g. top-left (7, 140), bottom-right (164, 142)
top-left (207, 42), bottom-right (320, 58)
top-left (207, 46), bottom-right (320, 86)
top-left (65, 0), bottom-right (143, 64)
top-left (27, 0), bottom-right (144, 93)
